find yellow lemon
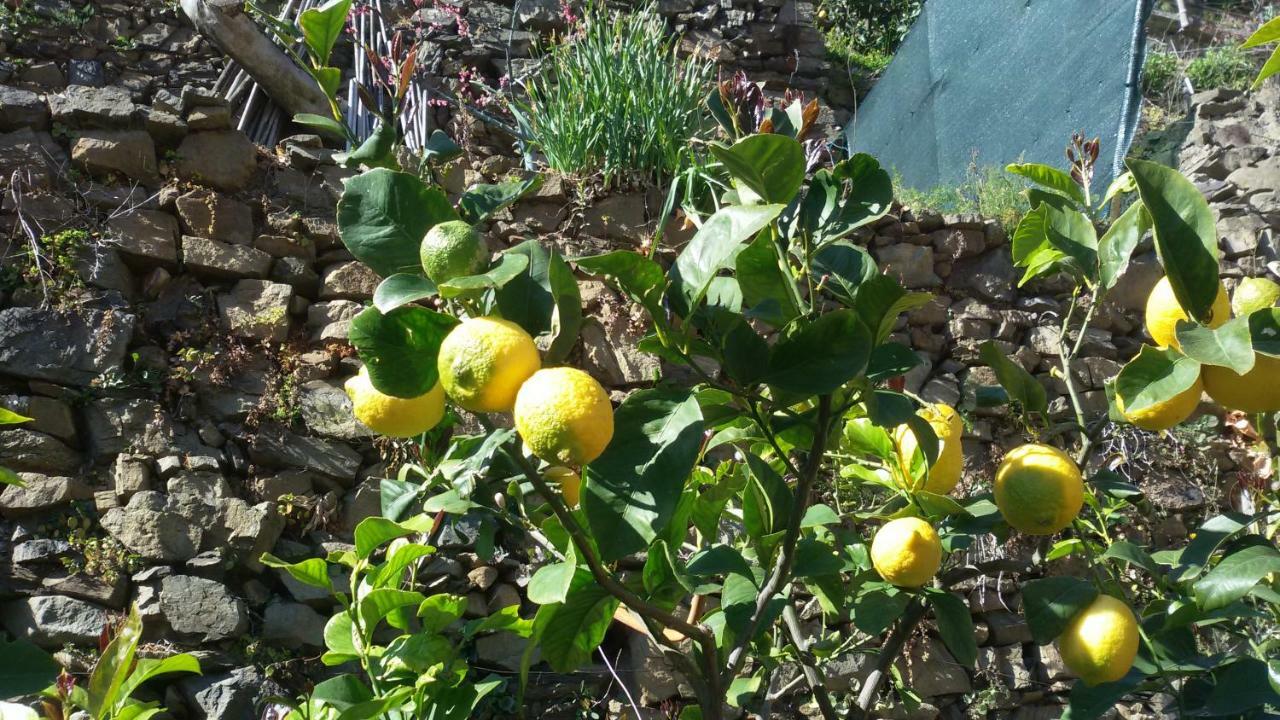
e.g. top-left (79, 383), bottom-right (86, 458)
top-left (344, 367), bottom-right (445, 438)
top-left (1116, 372), bottom-right (1203, 431)
top-left (544, 466), bottom-right (581, 507)
top-left (1144, 276), bottom-right (1230, 349)
top-left (894, 403), bottom-right (964, 494)
top-left (437, 317), bottom-right (541, 413)
top-left (1058, 594), bottom-right (1140, 685)
top-left (1231, 277), bottom-right (1280, 317)
top-left (870, 517), bottom-right (942, 588)
top-left (514, 367), bottom-right (614, 466)
top-left (1203, 353), bottom-right (1280, 414)
top-left (994, 444), bottom-right (1083, 535)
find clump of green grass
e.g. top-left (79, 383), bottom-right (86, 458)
top-left (894, 165), bottom-right (1029, 234)
top-left (511, 3), bottom-right (714, 188)
top-left (1185, 46), bottom-right (1258, 92)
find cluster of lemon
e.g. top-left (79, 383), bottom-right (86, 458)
top-left (873, 406), bottom-right (1137, 686)
top-left (1122, 276), bottom-right (1280, 430)
top-left (345, 222), bottom-right (615, 506)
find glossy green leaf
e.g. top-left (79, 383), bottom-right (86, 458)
top-left (1173, 512), bottom-right (1250, 580)
top-left (1174, 316), bottom-right (1255, 373)
top-left (1193, 544), bottom-right (1280, 611)
top-left (528, 561), bottom-right (577, 605)
top-left (322, 612), bottom-right (358, 663)
top-left (0, 639), bottom-right (61, 699)
top-left (340, 120), bottom-right (397, 170)
top-left (1101, 541), bottom-right (1160, 576)
top-left (337, 169), bottom-right (459, 277)
top-left (353, 514), bottom-right (432, 559)
top-left (371, 542), bottom-right (434, 588)
top-left (670, 204), bottom-right (784, 314)
top-left (86, 604), bottom-right (143, 718)
top-left (708, 134), bottom-right (806, 204)
top-left (358, 589), bottom-right (426, 634)
top-left (867, 343), bottom-right (921, 382)
top-left (1021, 576), bottom-right (1099, 645)
top-left (806, 153), bottom-right (894, 243)
top-left (372, 273), bottom-right (437, 313)
top-left (1097, 202), bottom-right (1148, 291)
top-left (496, 240), bottom-right (582, 363)
top-left (261, 553), bottom-right (333, 591)
top-left (437, 252), bottom-right (529, 298)
top-left (852, 587), bottom-right (909, 636)
top-left (925, 589), bottom-right (977, 667)
top-left (0, 407), bottom-right (32, 425)
top-left (457, 175), bottom-right (543, 224)
top-left (853, 275), bottom-right (931, 344)
top-left (1127, 158), bottom-right (1221, 322)
top-left (1113, 344), bottom-right (1201, 415)
top-left (979, 341), bottom-right (1047, 414)
top-left (1248, 307), bottom-right (1280, 357)
top-left (1205, 658), bottom-right (1280, 715)
top-left (1007, 162), bottom-right (1087, 207)
top-left (813, 241), bottom-right (876, 305)
top-left (298, 0), bottom-right (352, 65)
top-left (1060, 669), bottom-right (1144, 720)
top-left (293, 112), bottom-right (349, 139)
top-left (765, 309), bottom-right (871, 394)
top-left (574, 251), bottom-right (666, 319)
top-left (422, 130), bottom-right (463, 165)
top-left (415, 593), bottom-right (467, 633)
top-left (532, 568), bottom-right (619, 672)
top-left (117, 655), bottom-right (200, 705)
top-left (582, 389), bottom-right (704, 561)
top-left (311, 674), bottom-right (374, 710)
top-left (735, 230), bottom-right (800, 326)
top-left (348, 305), bottom-right (456, 398)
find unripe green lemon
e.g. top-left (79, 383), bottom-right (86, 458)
top-left (994, 443), bottom-right (1083, 535)
top-left (1058, 594), bottom-right (1139, 685)
top-left (437, 317), bottom-right (541, 413)
top-left (870, 517), bottom-right (942, 588)
top-left (514, 367), bottom-right (614, 466)
top-left (344, 366), bottom-right (445, 438)
top-left (420, 220), bottom-right (488, 284)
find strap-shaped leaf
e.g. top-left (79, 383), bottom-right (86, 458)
top-left (1007, 162), bottom-right (1087, 207)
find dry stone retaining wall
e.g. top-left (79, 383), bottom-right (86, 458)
top-left (0, 2), bottom-right (1278, 719)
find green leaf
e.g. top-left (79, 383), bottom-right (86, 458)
top-left (1193, 543), bottom-right (1280, 611)
top-left (117, 655), bottom-right (201, 705)
top-left (337, 168), bottom-right (459, 277)
top-left (353, 515), bottom-right (432, 559)
top-left (734, 230), bottom-right (800, 326)
top-left (1173, 512), bottom-right (1250, 580)
top-left (852, 587), bottom-right (909, 636)
top-left (743, 453), bottom-right (792, 537)
top-left (853, 275), bottom-right (931, 344)
top-left (348, 305), bottom-right (457, 398)
top-left (812, 241), bottom-right (876, 305)
top-left (340, 120), bottom-right (397, 170)
top-left (457, 175), bottom-right (543, 224)
top-left (298, 0), bottom-right (352, 66)
top-left (925, 589), bottom-right (977, 667)
top-left (335, 687), bottom-right (414, 720)
top-left (979, 341), bottom-right (1047, 414)
top-left (422, 130), bottom-right (463, 165)
top-left (802, 153), bottom-right (893, 244)
top-left (1042, 204), bottom-right (1099, 281)
top-left (1174, 316), bottom-right (1255, 373)
top-left (0, 639), bottom-right (61, 699)
top-left (323, 613), bottom-right (358, 661)
top-left (496, 240), bottom-right (582, 363)
top-left (582, 389), bottom-right (704, 561)
top-left (1113, 344), bottom-right (1201, 415)
top-left (1021, 577), bottom-right (1099, 645)
top-left (840, 417), bottom-right (896, 461)
top-left (372, 274), bottom-right (437, 313)
top-left (574, 251), bottom-right (667, 320)
top-left (261, 554), bottom-right (333, 591)
top-left (528, 561), bottom-right (577, 605)
top-left (372, 542), bottom-right (435, 588)
top-left (86, 604), bottom-right (143, 718)
top-left (437, 252), bottom-right (529, 298)
top-left (1007, 162), bottom-right (1087, 207)
top-left (0, 407), bottom-right (32, 425)
top-left (670, 204), bottom-right (784, 314)
top-left (1100, 541), bottom-right (1159, 576)
top-left (718, 314), bottom-right (771, 386)
top-left (801, 504), bottom-right (840, 528)
top-left (708, 134), bottom-right (806, 204)
top-left (1251, 46), bottom-right (1280, 89)
top-left (1061, 669), bottom-right (1144, 720)
top-left (532, 569), bottom-right (619, 672)
top-left (1205, 658), bottom-right (1280, 715)
top-left (867, 343), bottom-right (921, 383)
top-left (1127, 158), bottom-right (1221, 323)
top-left (1242, 16), bottom-right (1280, 48)
top-left (1097, 202), bottom-right (1148, 291)
top-left (294, 112), bottom-right (349, 140)
top-left (357, 589), bottom-right (426, 634)
top-left (311, 674), bottom-right (373, 710)
top-left (765, 309), bottom-right (871, 394)
top-left (415, 593), bottom-right (467, 633)
top-left (1248, 307), bottom-right (1280, 357)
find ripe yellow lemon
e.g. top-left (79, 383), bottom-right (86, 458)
top-left (894, 403), bottom-right (964, 494)
top-left (1116, 373), bottom-right (1203, 431)
top-left (994, 444), bottom-right (1083, 535)
top-left (344, 367), bottom-right (445, 438)
top-left (544, 466), bottom-right (581, 507)
top-left (1144, 276), bottom-right (1230, 349)
top-left (420, 220), bottom-right (488, 284)
top-left (870, 517), bottom-right (942, 588)
top-left (437, 317), bottom-right (541, 413)
top-left (1203, 353), bottom-right (1280, 414)
top-left (514, 367), bottom-right (614, 466)
top-left (1058, 594), bottom-right (1140, 685)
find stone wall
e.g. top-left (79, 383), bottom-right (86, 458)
top-left (1, 2), bottom-right (1278, 719)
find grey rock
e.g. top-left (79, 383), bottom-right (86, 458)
top-left (217, 280), bottom-right (293, 341)
top-left (2, 595), bottom-right (111, 648)
top-left (159, 575), bottom-right (248, 641)
top-left (270, 256), bottom-right (321, 299)
top-left (175, 131), bottom-right (258, 192)
top-left (894, 637), bottom-right (970, 697)
top-left (71, 130), bottom-right (158, 184)
top-left (101, 492), bottom-right (203, 562)
top-left (299, 380), bottom-right (373, 440)
top-left (83, 397), bottom-right (188, 458)
top-left (0, 84), bottom-right (49, 131)
top-left (1218, 213), bottom-right (1267, 258)
top-left (0, 473), bottom-right (91, 516)
top-left (950, 250), bottom-right (1017, 303)
top-left (249, 424), bottom-right (361, 482)
top-left (144, 109), bottom-right (188, 147)
top-left (106, 209), bottom-right (179, 269)
top-left (319, 261), bottom-right (379, 300)
top-left (253, 234), bottom-right (315, 261)
top-left (623, 632), bottom-right (681, 704)
top-left (0, 431), bottom-right (82, 474)
top-left (113, 454), bottom-right (153, 500)
top-left (979, 644), bottom-right (1033, 691)
top-left (252, 470), bottom-right (315, 501)
top-left (175, 190), bottom-right (254, 245)
top-left (822, 649), bottom-right (872, 692)
top-left (878, 243), bottom-right (941, 288)
top-left (1226, 156), bottom-right (1280, 196)
top-left (182, 236), bottom-right (272, 280)
top-left (188, 106), bottom-right (232, 131)
top-left (13, 538), bottom-right (72, 564)
top-left (985, 610), bottom-right (1034, 645)
top-left (167, 472), bottom-right (232, 503)
top-left (47, 84), bottom-right (137, 129)
top-left (67, 59), bottom-right (104, 87)
top-left (180, 666), bottom-right (283, 720)
top-left (210, 498), bottom-right (284, 571)
top-left (260, 601), bottom-right (326, 648)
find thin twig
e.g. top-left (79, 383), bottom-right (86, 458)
top-left (854, 597), bottom-right (926, 716)
top-left (780, 605), bottom-right (838, 720)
